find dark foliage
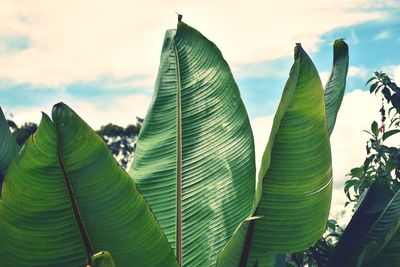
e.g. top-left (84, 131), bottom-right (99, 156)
top-left (95, 117), bottom-right (142, 169)
top-left (8, 122), bottom-right (38, 146)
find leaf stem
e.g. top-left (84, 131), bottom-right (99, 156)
top-left (173, 35), bottom-right (183, 266)
top-left (56, 125), bottom-right (94, 264)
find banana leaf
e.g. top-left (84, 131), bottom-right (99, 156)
top-left (129, 21), bottom-right (255, 266)
top-left (324, 39), bottom-right (349, 136)
top-left (0, 103), bottom-right (178, 267)
top-left (217, 43), bottom-right (333, 267)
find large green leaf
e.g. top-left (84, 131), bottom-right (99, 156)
top-left (128, 21), bottom-right (255, 266)
top-left (0, 103), bottom-right (178, 267)
top-left (324, 39), bottom-right (349, 136)
top-left (217, 43), bottom-right (332, 266)
top-left (327, 182), bottom-right (400, 267)
top-left (0, 107), bottom-right (19, 190)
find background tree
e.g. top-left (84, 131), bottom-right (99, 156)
top-left (96, 117), bottom-right (143, 169)
top-left (345, 71), bottom-right (400, 203)
top-left (8, 121), bottom-right (38, 146)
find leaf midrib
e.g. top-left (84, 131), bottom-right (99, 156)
top-left (173, 34), bottom-right (183, 266)
top-left (56, 128), bottom-right (93, 264)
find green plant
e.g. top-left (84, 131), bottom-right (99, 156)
top-left (343, 72), bottom-right (400, 208)
top-left (325, 72), bottom-right (400, 267)
top-left (0, 104), bottom-right (178, 266)
top-left (0, 19), bottom-right (348, 266)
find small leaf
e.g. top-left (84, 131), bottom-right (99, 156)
top-left (350, 167), bottom-right (364, 178)
top-left (382, 86), bottom-right (392, 103)
top-left (391, 93), bottom-right (400, 111)
top-left (366, 77), bottom-right (376, 86)
top-left (371, 121), bottom-right (379, 137)
top-left (386, 159), bottom-right (397, 173)
top-left (383, 129), bottom-right (400, 141)
top-left (364, 155), bottom-right (375, 170)
top-left (370, 82), bottom-right (379, 93)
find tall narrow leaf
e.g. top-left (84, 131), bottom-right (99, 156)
top-left (129, 21), bottom-right (255, 266)
top-left (0, 107), bottom-right (19, 190)
top-left (324, 39), bottom-right (349, 136)
top-left (0, 103), bottom-right (178, 267)
top-left (218, 44), bottom-right (332, 266)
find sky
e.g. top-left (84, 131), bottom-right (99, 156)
top-left (1, 0), bottom-right (400, 224)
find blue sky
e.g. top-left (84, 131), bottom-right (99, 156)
top-left (1, 0), bottom-right (400, 222)
top-left (238, 17), bottom-right (400, 118)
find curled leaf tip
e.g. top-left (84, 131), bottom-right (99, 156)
top-left (333, 39), bottom-right (349, 61)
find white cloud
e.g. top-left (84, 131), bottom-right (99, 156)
top-left (348, 66), bottom-right (368, 78)
top-left (378, 64), bottom-right (400, 84)
top-left (374, 30), bottom-right (392, 41)
top-left (251, 90), bottom-right (400, 226)
top-left (0, 0), bottom-right (387, 86)
top-left (250, 116), bottom-right (274, 172)
top-left (388, 65), bottom-right (400, 83)
top-left (350, 29), bottom-right (360, 45)
top-left (6, 94), bottom-right (151, 130)
top-left (329, 90), bottom-right (382, 221)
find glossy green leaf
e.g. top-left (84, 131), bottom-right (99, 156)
top-left (250, 43), bottom-right (332, 260)
top-left (324, 39), bottom-right (349, 136)
top-left (371, 121), bottom-right (379, 136)
top-left (0, 107), bottom-right (19, 190)
top-left (217, 44), bottom-right (332, 266)
top-left (129, 21), bottom-right (255, 266)
top-left (370, 82), bottom-right (379, 93)
top-left (382, 129), bottom-right (400, 141)
top-left (0, 103), bottom-right (178, 267)
top-left (327, 182), bottom-right (400, 267)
